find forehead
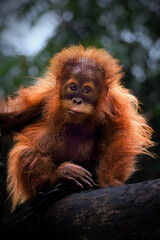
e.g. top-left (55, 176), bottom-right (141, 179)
top-left (62, 58), bottom-right (105, 82)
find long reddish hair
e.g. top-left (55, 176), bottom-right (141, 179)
top-left (0, 45), bottom-right (154, 209)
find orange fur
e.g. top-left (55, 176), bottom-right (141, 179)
top-left (0, 45), bottom-right (154, 210)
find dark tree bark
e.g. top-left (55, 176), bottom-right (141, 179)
top-left (41, 179), bottom-right (160, 240)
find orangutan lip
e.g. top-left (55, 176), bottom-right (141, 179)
top-left (67, 109), bottom-right (83, 114)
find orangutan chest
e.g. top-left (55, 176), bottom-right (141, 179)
top-left (54, 125), bottom-right (96, 168)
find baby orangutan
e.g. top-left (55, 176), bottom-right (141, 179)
top-left (0, 45), bottom-right (154, 210)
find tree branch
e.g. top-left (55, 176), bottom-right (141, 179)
top-left (5, 179), bottom-right (160, 239)
top-left (42, 179), bottom-right (160, 240)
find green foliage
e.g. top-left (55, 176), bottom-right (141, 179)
top-left (0, 0), bottom-right (160, 119)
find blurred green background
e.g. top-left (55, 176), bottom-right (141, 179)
top-left (0, 0), bottom-right (160, 219)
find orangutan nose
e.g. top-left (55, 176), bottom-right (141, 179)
top-left (72, 97), bottom-right (83, 105)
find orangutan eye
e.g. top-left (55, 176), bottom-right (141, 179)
top-left (69, 83), bottom-right (77, 91)
top-left (83, 86), bottom-right (92, 93)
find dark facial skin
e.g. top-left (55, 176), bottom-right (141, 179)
top-left (60, 58), bottom-right (105, 115)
